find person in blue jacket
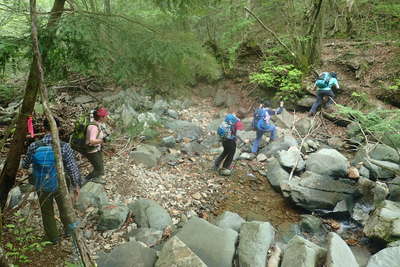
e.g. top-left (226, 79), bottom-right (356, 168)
top-left (309, 72), bottom-right (339, 116)
top-left (251, 100), bottom-right (284, 153)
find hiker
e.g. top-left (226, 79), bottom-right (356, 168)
top-left (83, 107), bottom-right (110, 185)
top-left (22, 118), bottom-right (82, 244)
top-left (214, 113), bottom-right (244, 176)
top-left (309, 72), bottom-right (339, 116)
top-left (251, 100), bottom-right (284, 153)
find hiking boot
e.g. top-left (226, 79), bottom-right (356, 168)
top-left (91, 177), bottom-right (106, 185)
top-left (219, 168), bottom-right (232, 176)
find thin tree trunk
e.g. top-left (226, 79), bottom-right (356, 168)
top-left (29, 1), bottom-right (94, 266)
top-left (0, 0), bottom-right (67, 209)
top-left (345, 0), bottom-right (355, 37)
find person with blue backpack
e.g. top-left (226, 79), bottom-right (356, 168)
top-left (214, 113), bottom-right (244, 176)
top-left (251, 100), bottom-right (284, 153)
top-left (22, 118), bottom-right (82, 244)
top-left (309, 72), bottom-right (339, 116)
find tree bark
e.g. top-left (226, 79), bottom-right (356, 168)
top-left (29, 1), bottom-right (94, 266)
top-left (345, 0), bottom-right (355, 37)
top-left (0, 0), bottom-right (66, 209)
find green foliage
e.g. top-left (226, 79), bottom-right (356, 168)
top-left (0, 83), bottom-right (21, 106)
top-left (250, 58), bottom-right (304, 103)
top-left (336, 105), bottom-right (400, 143)
top-left (350, 91), bottom-right (370, 109)
top-left (387, 79), bottom-right (400, 91)
top-left (4, 212), bottom-right (51, 265)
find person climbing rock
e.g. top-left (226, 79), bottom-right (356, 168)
top-left (21, 118), bottom-right (82, 244)
top-left (214, 113), bottom-right (244, 176)
top-left (251, 100), bottom-right (283, 154)
top-left (83, 107), bottom-right (110, 184)
top-left (309, 72), bottom-right (339, 116)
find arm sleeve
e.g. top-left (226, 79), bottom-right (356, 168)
top-left (22, 144), bottom-right (35, 169)
top-left (267, 107), bottom-right (283, 116)
top-left (62, 143), bottom-right (82, 188)
top-left (87, 125), bottom-right (99, 144)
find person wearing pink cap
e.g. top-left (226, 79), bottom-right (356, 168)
top-left (84, 107), bottom-right (109, 184)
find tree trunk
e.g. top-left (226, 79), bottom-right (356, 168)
top-left (345, 0), bottom-right (355, 37)
top-left (29, 1), bottom-right (94, 266)
top-left (104, 0), bottom-right (111, 14)
top-left (0, 0), bottom-right (66, 209)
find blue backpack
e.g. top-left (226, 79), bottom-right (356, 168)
top-left (252, 108), bottom-right (271, 130)
top-left (315, 72), bottom-right (331, 89)
top-left (32, 141), bottom-right (58, 192)
top-left (217, 121), bottom-right (233, 139)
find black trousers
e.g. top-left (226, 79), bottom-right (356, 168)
top-left (84, 151), bottom-right (104, 180)
top-left (215, 139), bottom-right (236, 169)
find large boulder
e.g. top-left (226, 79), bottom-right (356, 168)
top-left (388, 177), bottom-right (400, 201)
top-left (265, 157), bottom-right (290, 191)
top-left (176, 217), bottom-right (238, 267)
top-left (181, 142), bottom-right (207, 155)
top-left (213, 211), bottom-right (245, 233)
top-left (260, 135), bottom-right (298, 157)
top-left (152, 99), bottom-right (169, 115)
top-left (98, 203), bottom-right (129, 231)
top-left (128, 199), bottom-right (172, 231)
top-left (130, 144), bottom-right (161, 168)
top-left (281, 235), bottom-right (326, 267)
top-left (366, 246), bottom-right (400, 267)
top-left (363, 200), bottom-right (400, 242)
top-left (76, 182), bottom-right (109, 212)
top-left (281, 171), bottom-right (356, 210)
top-left (369, 144), bottom-right (400, 163)
top-left (297, 96), bottom-right (316, 109)
top-left (155, 236), bottom-right (207, 267)
top-left (277, 146), bottom-right (305, 172)
top-left (306, 149), bottom-right (349, 177)
top-left (97, 240), bottom-right (157, 267)
top-left (165, 120), bottom-right (203, 141)
top-left (325, 232), bottom-right (359, 267)
top-left (238, 221), bottom-right (275, 267)
top-left (128, 228), bottom-right (163, 247)
top-left (273, 109), bottom-right (294, 129)
top-left (295, 118), bottom-right (313, 136)
top-left (363, 159), bottom-right (399, 179)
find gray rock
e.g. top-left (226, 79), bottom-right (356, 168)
top-left (201, 135), bottom-right (220, 148)
top-left (214, 89), bottom-right (226, 106)
top-left (213, 211), bottom-right (245, 232)
top-left (387, 240), bottom-right (400, 247)
top-left (176, 217), bottom-right (238, 267)
top-left (364, 200), bottom-right (400, 242)
top-left (299, 215), bottom-right (323, 234)
top-left (98, 203), bottom-right (129, 231)
top-left (281, 172), bottom-right (356, 210)
top-left (76, 182), bottom-right (109, 212)
top-left (359, 166), bottom-right (370, 178)
top-left (238, 152), bottom-right (255, 160)
top-left (346, 122), bottom-right (361, 138)
top-left (273, 108), bottom-right (294, 129)
top-left (161, 136), bottom-right (176, 148)
top-left (388, 177), bottom-right (400, 201)
top-left (152, 99), bottom-right (169, 115)
top-left (238, 221), bottom-right (275, 267)
top-left (72, 95), bottom-right (93, 104)
top-left (256, 153), bottom-right (267, 162)
top-left (351, 201), bottom-right (374, 226)
top-left (372, 181), bottom-right (389, 205)
top-left (327, 137), bottom-right (345, 150)
top-left (297, 96), bottom-right (316, 108)
top-left (168, 120), bottom-right (203, 141)
top-left (7, 186), bottom-right (22, 209)
top-left (130, 144), bottom-right (161, 168)
top-left (265, 157), bottom-right (290, 191)
top-left (155, 236), bottom-right (207, 267)
top-left (278, 146), bottom-right (305, 172)
top-left (364, 159), bottom-right (399, 179)
top-left (181, 142), bottom-right (207, 155)
top-left (301, 139), bottom-right (319, 153)
top-left (166, 109), bottom-right (179, 119)
top-left (225, 94), bottom-right (239, 107)
top-left (120, 104), bottom-right (138, 127)
top-left (326, 232), bottom-right (359, 267)
top-left (369, 144), bottom-right (400, 163)
top-left (261, 135), bottom-right (298, 157)
top-left (128, 199), bottom-right (172, 231)
top-left (366, 246), bottom-right (400, 267)
top-left (281, 235), bottom-right (326, 267)
top-left (97, 240), bottom-right (157, 267)
top-left (128, 227), bottom-right (163, 247)
top-left (207, 118), bottom-right (222, 133)
top-left (295, 118), bottom-right (313, 136)
top-left (306, 148), bottom-right (349, 177)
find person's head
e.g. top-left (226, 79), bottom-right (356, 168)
top-left (93, 107), bottom-right (109, 122)
top-left (262, 100), bottom-right (272, 108)
top-left (43, 117), bottom-right (61, 132)
top-left (236, 109), bottom-right (246, 120)
top-left (330, 72), bottom-right (337, 78)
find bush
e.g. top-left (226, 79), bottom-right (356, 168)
top-left (249, 59), bottom-right (304, 103)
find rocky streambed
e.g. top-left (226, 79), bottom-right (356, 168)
top-left (3, 90), bottom-right (400, 266)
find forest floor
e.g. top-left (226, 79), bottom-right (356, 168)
top-left (1, 39), bottom-right (399, 266)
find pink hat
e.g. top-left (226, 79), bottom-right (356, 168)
top-left (96, 107), bottom-right (109, 117)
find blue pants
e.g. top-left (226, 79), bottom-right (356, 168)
top-left (310, 90), bottom-right (335, 114)
top-left (251, 125), bottom-right (276, 153)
